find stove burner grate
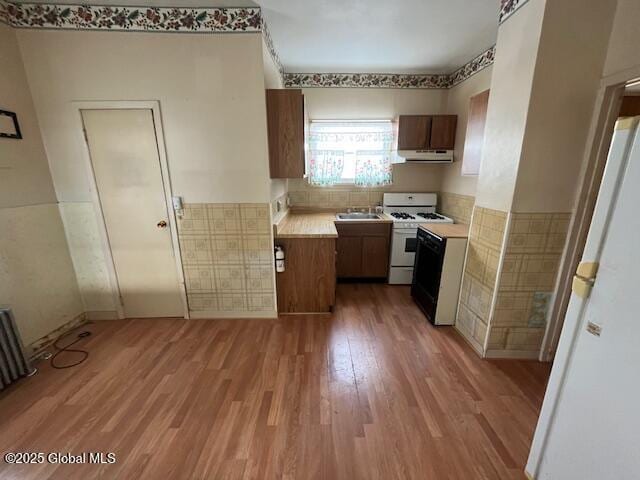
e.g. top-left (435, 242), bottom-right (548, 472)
top-left (417, 212), bottom-right (445, 220)
top-left (390, 212), bottom-right (416, 220)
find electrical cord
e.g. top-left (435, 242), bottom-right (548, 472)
top-left (50, 323), bottom-right (93, 369)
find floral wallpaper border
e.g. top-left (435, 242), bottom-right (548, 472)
top-left (499, 0), bottom-right (530, 24)
top-left (1, 1), bottom-right (261, 32)
top-left (0, 0), bottom-right (7, 25)
top-left (448, 45), bottom-right (495, 87)
top-left (260, 16), bottom-right (283, 77)
top-left (283, 45), bottom-right (495, 89)
top-left (283, 72), bottom-right (451, 89)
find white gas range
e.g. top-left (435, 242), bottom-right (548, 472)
top-left (383, 193), bottom-right (454, 284)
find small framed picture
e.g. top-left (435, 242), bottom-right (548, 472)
top-left (0, 110), bottom-right (22, 139)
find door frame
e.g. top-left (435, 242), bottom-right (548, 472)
top-left (72, 100), bottom-right (189, 320)
top-left (527, 67), bottom-right (640, 477)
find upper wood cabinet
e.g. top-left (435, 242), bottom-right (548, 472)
top-left (398, 115), bottom-right (432, 150)
top-left (397, 114), bottom-right (457, 150)
top-left (430, 115), bottom-right (458, 149)
top-left (266, 89), bottom-right (305, 178)
top-left (462, 89), bottom-right (490, 176)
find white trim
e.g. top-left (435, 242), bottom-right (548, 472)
top-left (484, 349), bottom-right (539, 360)
top-left (72, 100), bottom-right (189, 320)
top-left (453, 325), bottom-right (484, 356)
top-left (189, 310), bottom-right (278, 319)
top-left (85, 310), bottom-right (120, 321)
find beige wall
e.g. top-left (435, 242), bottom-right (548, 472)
top-left (302, 87), bottom-right (447, 119)
top-left (262, 40), bottom-right (283, 90)
top-left (440, 66), bottom-right (493, 197)
top-left (0, 24), bottom-right (56, 208)
top-left (474, 1), bottom-right (546, 212)
top-left (17, 30), bottom-right (272, 204)
top-left (15, 30), bottom-right (277, 316)
top-left (603, 0), bottom-right (640, 79)
top-left (0, 24), bottom-right (83, 345)
top-left (512, 0), bottom-right (617, 212)
top-left (0, 205), bottom-right (84, 345)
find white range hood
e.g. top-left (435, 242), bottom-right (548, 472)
top-left (395, 149), bottom-right (453, 163)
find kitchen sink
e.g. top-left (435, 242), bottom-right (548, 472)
top-left (336, 212), bottom-right (381, 220)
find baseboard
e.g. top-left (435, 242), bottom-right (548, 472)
top-left (484, 349), bottom-right (540, 359)
top-left (189, 309), bottom-right (278, 319)
top-left (453, 325), bottom-right (484, 357)
top-left (27, 312), bottom-right (87, 357)
top-left (85, 310), bottom-right (120, 320)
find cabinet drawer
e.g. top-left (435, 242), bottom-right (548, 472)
top-left (335, 223), bottom-right (391, 237)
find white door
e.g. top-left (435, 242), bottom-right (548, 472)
top-left (82, 109), bottom-right (183, 318)
top-left (527, 117), bottom-right (640, 479)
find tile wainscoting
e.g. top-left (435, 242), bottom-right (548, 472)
top-left (288, 182), bottom-right (475, 218)
top-left (454, 208), bottom-right (572, 359)
top-left (288, 187), bottom-right (385, 210)
top-left (455, 206), bottom-right (507, 354)
top-left (438, 191), bottom-right (475, 224)
top-left (176, 203), bottom-right (277, 318)
top-left (485, 211), bottom-right (571, 357)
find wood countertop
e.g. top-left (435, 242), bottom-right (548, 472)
top-left (419, 223), bottom-right (469, 239)
top-left (274, 211), bottom-right (392, 238)
top-left (275, 213), bottom-right (339, 238)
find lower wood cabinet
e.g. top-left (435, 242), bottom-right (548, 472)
top-left (336, 223), bottom-right (391, 279)
top-left (275, 237), bottom-right (336, 313)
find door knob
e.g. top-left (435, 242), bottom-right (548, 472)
top-left (157, 220), bottom-right (167, 228)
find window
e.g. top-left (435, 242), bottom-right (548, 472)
top-left (307, 121), bottom-right (395, 187)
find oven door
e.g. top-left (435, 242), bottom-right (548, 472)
top-left (390, 228), bottom-right (418, 266)
top-left (411, 229), bottom-right (445, 323)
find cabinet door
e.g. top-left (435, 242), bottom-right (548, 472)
top-left (429, 115), bottom-right (457, 150)
top-left (266, 89), bottom-right (304, 178)
top-left (276, 238), bottom-right (336, 313)
top-left (398, 115), bottom-right (431, 150)
top-left (361, 236), bottom-right (390, 278)
top-left (461, 89), bottom-right (489, 175)
top-left (336, 236), bottom-right (362, 277)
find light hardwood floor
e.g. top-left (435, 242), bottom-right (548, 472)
top-left (0, 284), bottom-right (550, 479)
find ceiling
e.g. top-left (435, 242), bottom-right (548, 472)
top-left (259, 0), bottom-right (500, 74)
top-left (13, 0), bottom-right (500, 74)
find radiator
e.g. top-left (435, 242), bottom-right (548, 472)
top-left (0, 309), bottom-right (35, 391)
